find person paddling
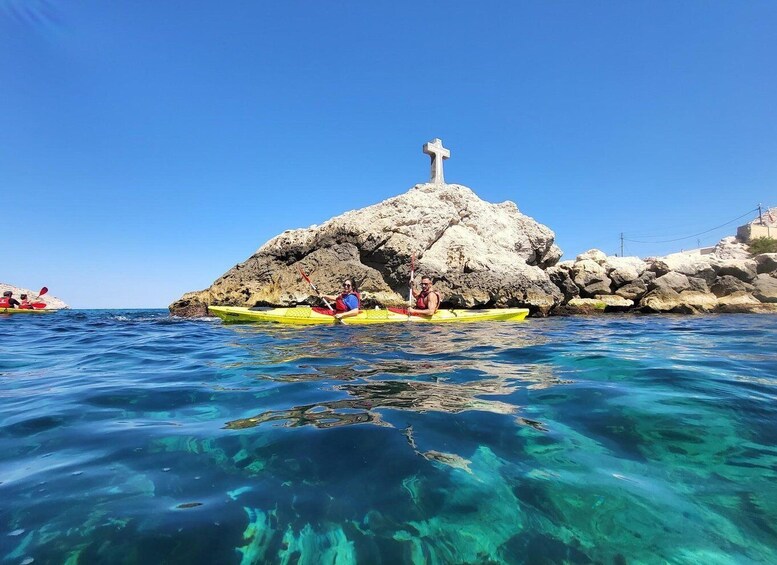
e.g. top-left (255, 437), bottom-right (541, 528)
top-left (408, 276), bottom-right (441, 316)
top-left (322, 279), bottom-right (361, 321)
top-left (19, 294), bottom-right (34, 309)
top-left (0, 290), bottom-right (20, 309)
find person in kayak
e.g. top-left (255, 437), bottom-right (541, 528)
top-left (0, 290), bottom-right (20, 309)
top-left (323, 279), bottom-right (361, 321)
top-left (19, 294), bottom-right (34, 309)
top-left (408, 276), bottom-right (441, 316)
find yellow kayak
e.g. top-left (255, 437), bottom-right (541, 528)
top-left (1, 308), bottom-right (57, 315)
top-left (208, 305), bottom-right (529, 325)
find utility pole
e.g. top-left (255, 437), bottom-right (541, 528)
top-left (620, 232), bottom-right (624, 257)
top-left (759, 203), bottom-right (764, 225)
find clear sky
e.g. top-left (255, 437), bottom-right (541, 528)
top-left (2, 1), bottom-right (775, 308)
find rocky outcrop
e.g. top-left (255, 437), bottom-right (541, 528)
top-left (713, 236), bottom-right (752, 260)
top-left (0, 283), bottom-right (69, 309)
top-left (547, 247), bottom-right (777, 314)
top-left (169, 175), bottom-right (777, 318)
top-left (170, 183), bottom-right (564, 316)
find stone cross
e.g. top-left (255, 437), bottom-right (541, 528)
top-left (423, 138), bottom-right (450, 184)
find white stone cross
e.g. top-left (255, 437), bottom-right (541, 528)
top-left (423, 138), bottom-right (450, 184)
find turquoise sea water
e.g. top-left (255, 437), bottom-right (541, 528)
top-left (1, 311), bottom-right (776, 564)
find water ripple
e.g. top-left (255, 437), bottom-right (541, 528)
top-left (0, 311), bottom-right (776, 563)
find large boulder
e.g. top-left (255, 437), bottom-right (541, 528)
top-left (640, 288), bottom-right (717, 313)
top-left (752, 274), bottom-right (777, 303)
top-left (754, 253), bottom-right (777, 274)
top-left (576, 249), bottom-right (607, 263)
top-left (558, 295), bottom-right (633, 315)
top-left (605, 256), bottom-right (645, 287)
top-left (650, 272), bottom-right (692, 293)
top-left (640, 288), bottom-right (683, 312)
top-left (650, 253), bottom-right (717, 284)
top-left (170, 183), bottom-right (564, 316)
top-left (710, 275), bottom-right (753, 298)
top-left (716, 259), bottom-right (758, 282)
top-left (571, 259), bottom-right (612, 297)
top-left (546, 264), bottom-right (579, 302)
top-left (615, 279), bottom-right (648, 301)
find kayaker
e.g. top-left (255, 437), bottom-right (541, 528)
top-left (408, 276), bottom-right (441, 316)
top-left (19, 294), bottom-right (34, 309)
top-left (323, 279), bottom-right (361, 321)
top-left (0, 290), bottom-right (20, 309)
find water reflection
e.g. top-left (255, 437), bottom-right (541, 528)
top-left (226, 377), bottom-right (522, 431)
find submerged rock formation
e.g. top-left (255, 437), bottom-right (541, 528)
top-left (170, 182), bottom-right (564, 317)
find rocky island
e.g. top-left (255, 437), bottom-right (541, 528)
top-left (170, 140), bottom-right (777, 317)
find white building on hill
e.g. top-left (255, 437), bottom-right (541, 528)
top-left (737, 207), bottom-right (776, 242)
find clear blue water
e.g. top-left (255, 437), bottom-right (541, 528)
top-left (1, 311), bottom-right (776, 564)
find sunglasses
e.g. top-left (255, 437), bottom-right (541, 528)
top-left (343, 284), bottom-right (352, 288)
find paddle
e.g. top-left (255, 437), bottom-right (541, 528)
top-left (407, 254), bottom-right (416, 306)
top-left (298, 267), bottom-right (334, 312)
top-left (32, 286), bottom-right (48, 309)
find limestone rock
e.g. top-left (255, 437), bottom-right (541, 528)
top-left (714, 236), bottom-right (751, 260)
top-left (717, 291), bottom-right (761, 307)
top-left (650, 272), bottom-right (691, 293)
top-left (0, 283), bottom-right (69, 309)
top-left (576, 249), bottom-right (607, 263)
top-left (716, 292), bottom-right (777, 313)
top-left (650, 253), bottom-right (717, 283)
top-left (754, 253), bottom-right (777, 274)
top-left (170, 290), bottom-right (210, 317)
top-left (710, 275), bottom-right (753, 298)
top-left (546, 265), bottom-right (579, 302)
top-left (640, 288), bottom-right (682, 312)
top-left (615, 279), bottom-right (648, 301)
top-left (716, 259), bottom-right (757, 282)
top-left (752, 274), bottom-right (777, 303)
top-left (640, 288), bottom-right (717, 313)
top-left (687, 277), bottom-right (709, 293)
top-left (594, 294), bottom-right (634, 309)
top-left (571, 259), bottom-right (612, 297)
top-left (170, 183), bottom-right (563, 315)
top-left (605, 256), bottom-right (645, 287)
top-left (677, 290), bottom-right (718, 311)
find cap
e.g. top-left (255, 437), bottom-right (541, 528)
top-left (2, 291), bottom-right (11, 296)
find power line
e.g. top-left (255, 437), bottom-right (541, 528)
top-left (623, 207), bottom-right (759, 244)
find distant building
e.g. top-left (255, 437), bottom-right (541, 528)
top-left (737, 207), bottom-right (776, 242)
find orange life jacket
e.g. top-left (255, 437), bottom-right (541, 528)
top-left (335, 291), bottom-right (361, 312)
top-left (416, 289), bottom-right (441, 312)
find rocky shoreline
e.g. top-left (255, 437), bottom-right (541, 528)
top-left (169, 181), bottom-right (777, 318)
top-left (548, 244), bottom-right (777, 315)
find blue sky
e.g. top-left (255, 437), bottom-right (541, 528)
top-left (2, 1), bottom-right (775, 308)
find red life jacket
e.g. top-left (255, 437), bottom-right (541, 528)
top-left (19, 300), bottom-right (33, 310)
top-left (335, 291), bottom-right (361, 312)
top-left (0, 297), bottom-right (11, 308)
top-left (416, 289), bottom-right (442, 312)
